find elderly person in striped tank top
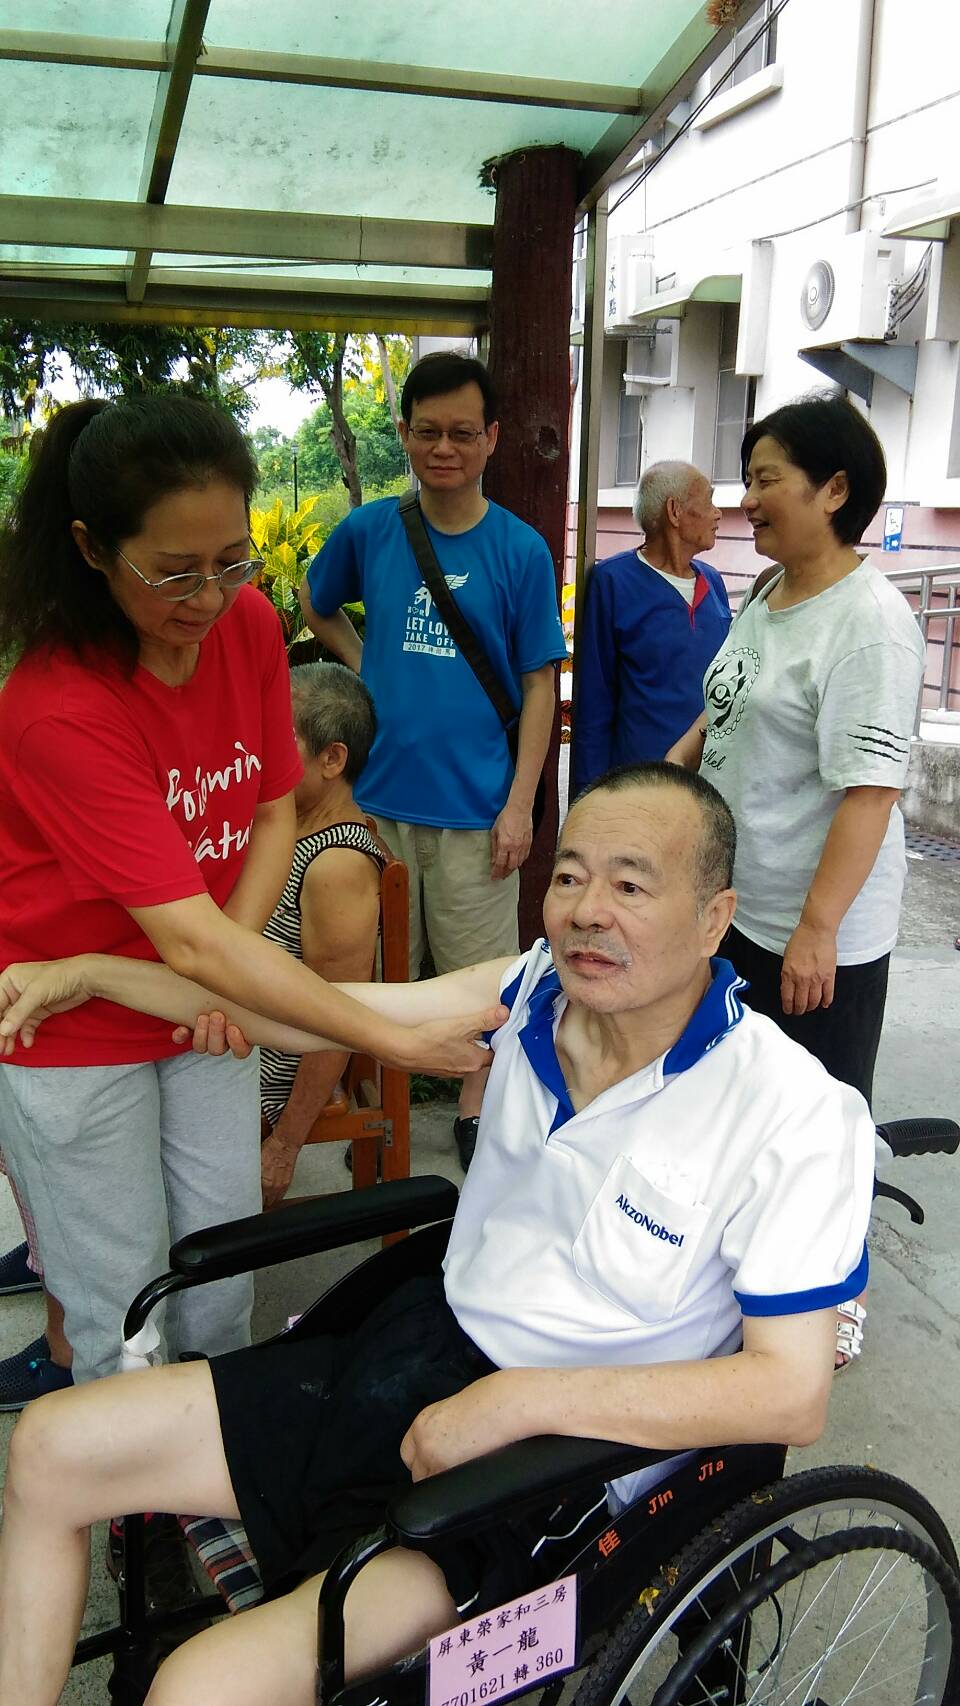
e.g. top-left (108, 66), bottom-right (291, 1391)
top-left (257, 662), bottom-right (384, 1206)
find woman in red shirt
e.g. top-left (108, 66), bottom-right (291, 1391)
top-left (0, 396), bottom-right (497, 1399)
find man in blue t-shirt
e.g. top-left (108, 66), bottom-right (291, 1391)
top-left (571, 462), bottom-right (731, 795)
top-left (299, 351), bottom-right (567, 1168)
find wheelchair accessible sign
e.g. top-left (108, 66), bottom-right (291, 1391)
top-left (429, 1575), bottom-right (577, 1706)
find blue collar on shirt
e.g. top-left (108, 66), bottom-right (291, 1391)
top-left (517, 955), bottom-right (747, 1133)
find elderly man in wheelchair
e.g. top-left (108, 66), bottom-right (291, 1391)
top-left (0, 761), bottom-right (957, 1706)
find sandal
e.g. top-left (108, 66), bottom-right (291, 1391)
top-left (835, 1299), bottom-right (866, 1372)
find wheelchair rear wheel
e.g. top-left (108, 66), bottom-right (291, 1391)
top-left (571, 1465), bottom-right (960, 1705)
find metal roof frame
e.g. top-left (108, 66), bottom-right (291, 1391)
top-left (0, 2), bottom-right (761, 334)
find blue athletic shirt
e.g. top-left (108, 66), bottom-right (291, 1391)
top-left (305, 496), bottom-right (567, 830)
top-left (572, 550), bottom-right (731, 794)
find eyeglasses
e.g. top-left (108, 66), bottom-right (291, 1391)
top-left (115, 547), bottom-right (264, 604)
top-left (407, 426), bottom-right (487, 446)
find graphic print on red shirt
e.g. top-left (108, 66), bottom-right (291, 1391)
top-left (0, 587), bottom-right (302, 1066)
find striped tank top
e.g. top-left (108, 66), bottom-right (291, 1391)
top-left (260, 821), bottom-right (386, 1124)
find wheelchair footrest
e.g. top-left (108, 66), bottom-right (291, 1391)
top-left (177, 1514), bottom-right (263, 1614)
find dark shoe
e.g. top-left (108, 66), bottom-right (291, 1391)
top-left (454, 1116), bottom-right (480, 1172)
top-left (0, 1336), bottom-right (74, 1412)
top-left (0, 1241), bottom-right (42, 1296)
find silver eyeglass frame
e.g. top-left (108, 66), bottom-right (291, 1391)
top-left (114, 546), bottom-right (264, 603)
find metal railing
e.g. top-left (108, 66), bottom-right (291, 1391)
top-left (886, 563), bottom-right (960, 731)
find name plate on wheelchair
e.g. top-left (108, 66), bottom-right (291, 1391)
top-left (428, 1574), bottom-right (577, 1706)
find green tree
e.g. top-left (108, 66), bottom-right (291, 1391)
top-left (250, 424), bottom-right (296, 501)
top-left (280, 333), bottom-right (364, 507)
top-left (0, 319), bottom-right (273, 424)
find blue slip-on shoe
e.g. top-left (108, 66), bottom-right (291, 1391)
top-left (0, 1336), bottom-right (74, 1412)
top-left (0, 1241), bottom-right (43, 1296)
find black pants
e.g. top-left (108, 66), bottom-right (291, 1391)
top-left (725, 925), bottom-right (890, 1110)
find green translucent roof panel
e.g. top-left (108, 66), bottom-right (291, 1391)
top-left (204, 0), bottom-right (683, 89)
top-left (0, 63), bottom-right (159, 200)
top-left (0, 0), bottom-right (734, 329)
top-left (168, 82), bottom-right (608, 223)
top-left (0, 1), bottom-right (171, 34)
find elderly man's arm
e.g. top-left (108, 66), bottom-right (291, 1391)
top-left (401, 1310), bottom-right (836, 1480)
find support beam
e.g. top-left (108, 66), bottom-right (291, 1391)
top-left (127, 0), bottom-right (211, 304)
top-left (483, 145), bottom-right (579, 948)
top-left (0, 274), bottom-right (490, 336)
top-left (0, 31), bottom-right (643, 113)
top-left (573, 197), bottom-right (607, 683)
top-left (0, 195), bottom-right (493, 270)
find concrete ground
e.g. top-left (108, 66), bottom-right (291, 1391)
top-left (1, 839), bottom-right (958, 1701)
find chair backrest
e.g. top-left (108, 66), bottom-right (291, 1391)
top-left (363, 818), bottom-right (409, 986)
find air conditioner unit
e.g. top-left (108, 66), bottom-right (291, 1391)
top-left (798, 232), bottom-right (905, 349)
top-left (605, 235), bottom-right (655, 328)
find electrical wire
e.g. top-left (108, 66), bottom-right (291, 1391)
top-left (608, 0), bottom-right (793, 218)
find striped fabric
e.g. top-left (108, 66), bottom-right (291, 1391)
top-left (260, 821), bottom-right (385, 1124)
top-left (177, 1514), bottom-right (264, 1613)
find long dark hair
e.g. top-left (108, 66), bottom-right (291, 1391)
top-left (0, 394), bottom-right (258, 667)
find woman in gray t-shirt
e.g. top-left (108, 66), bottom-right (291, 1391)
top-left (668, 395), bottom-right (923, 1109)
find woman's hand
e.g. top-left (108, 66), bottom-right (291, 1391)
top-left (0, 958), bottom-right (99, 1054)
top-left (171, 1012), bottom-right (255, 1059)
top-left (386, 1005), bottom-right (508, 1075)
top-left (780, 922), bottom-right (838, 1016)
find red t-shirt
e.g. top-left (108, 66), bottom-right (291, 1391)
top-left (0, 586), bottom-right (302, 1066)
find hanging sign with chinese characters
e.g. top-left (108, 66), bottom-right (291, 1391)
top-left (428, 1574), bottom-right (578, 1706)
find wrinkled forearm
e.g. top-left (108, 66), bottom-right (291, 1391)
top-left (493, 1351), bottom-right (828, 1454)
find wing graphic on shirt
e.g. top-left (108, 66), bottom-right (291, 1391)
top-left (412, 574), bottom-right (469, 620)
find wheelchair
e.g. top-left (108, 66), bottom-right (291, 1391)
top-left (74, 1116), bottom-right (960, 1706)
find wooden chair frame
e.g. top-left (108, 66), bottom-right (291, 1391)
top-left (302, 848), bottom-right (411, 1196)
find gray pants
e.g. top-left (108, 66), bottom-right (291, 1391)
top-left (0, 1050), bottom-right (261, 1383)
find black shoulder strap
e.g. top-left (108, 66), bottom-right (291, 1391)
top-left (397, 489), bottom-right (516, 728)
top-left (742, 562), bottom-right (783, 610)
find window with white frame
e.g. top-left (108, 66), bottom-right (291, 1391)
top-left (711, 0), bottom-right (778, 90)
top-left (616, 387), bottom-right (642, 486)
top-left (712, 307), bottom-right (755, 484)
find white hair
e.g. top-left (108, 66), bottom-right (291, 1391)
top-left (633, 460), bottom-right (703, 535)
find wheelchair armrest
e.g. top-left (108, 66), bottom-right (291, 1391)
top-left (388, 1435), bottom-right (683, 1544)
top-left (168, 1176), bottom-right (459, 1282)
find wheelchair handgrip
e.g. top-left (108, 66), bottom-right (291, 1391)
top-left (167, 1176), bottom-right (459, 1281)
top-left (875, 1118), bottom-right (960, 1158)
top-left (388, 1435), bottom-right (689, 1543)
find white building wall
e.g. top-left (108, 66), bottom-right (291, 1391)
top-left (582, 0), bottom-right (960, 568)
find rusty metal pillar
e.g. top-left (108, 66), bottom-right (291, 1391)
top-left (483, 144), bottom-right (579, 948)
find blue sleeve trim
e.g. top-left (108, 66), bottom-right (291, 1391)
top-left (480, 961), bottom-right (528, 1045)
top-left (735, 1243), bottom-right (869, 1317)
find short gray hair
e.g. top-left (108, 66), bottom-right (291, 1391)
top-left (290, 662), bottom-right (377, 784)
top-left (572, 761), bottom-right (736, 912)
top-left (633, 460), bottom-right (702, 535)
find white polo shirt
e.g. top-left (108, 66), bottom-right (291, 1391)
top-left (443, 941), bottom-right (875, 1372)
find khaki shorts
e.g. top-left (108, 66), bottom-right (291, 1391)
top-left (372, 818), bottom-right (520, 977)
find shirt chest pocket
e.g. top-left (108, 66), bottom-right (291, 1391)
top-left (572, 1155), bottom-right (709, 1324)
